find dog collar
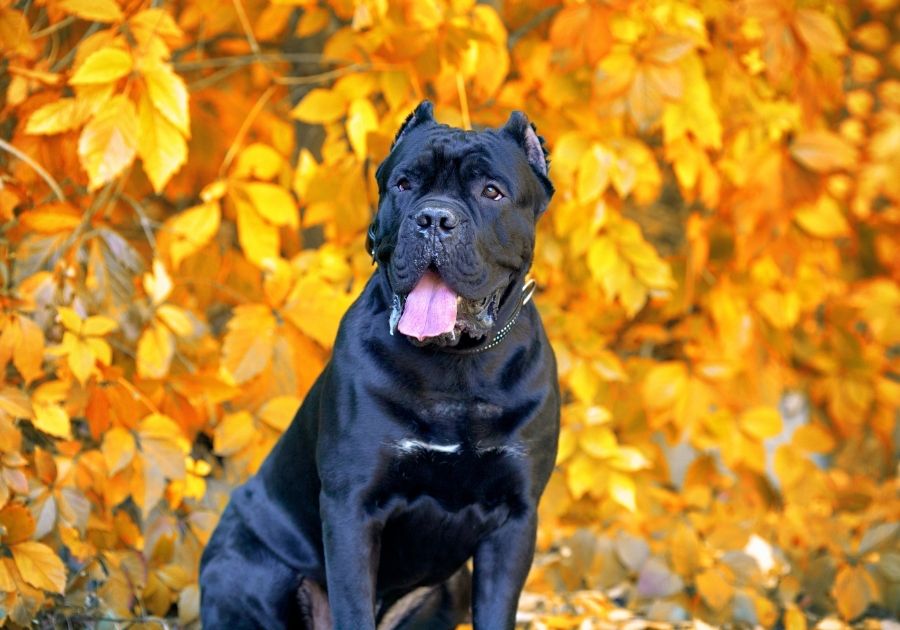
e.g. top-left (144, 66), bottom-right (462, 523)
top-left (441, 279), bottom-right (536, 355)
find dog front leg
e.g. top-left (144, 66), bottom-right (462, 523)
top-left (320, 494), bottom-right (380, 630)
top-left (471, 510), bottom-right (537, 630)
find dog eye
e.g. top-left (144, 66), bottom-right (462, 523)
top-left (396, 178), bottom-right (412, 191)
top-left (482, 185), bottom-right (504, 200)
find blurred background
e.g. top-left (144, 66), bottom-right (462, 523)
top-left (0, 0), bottom-right (898, 626)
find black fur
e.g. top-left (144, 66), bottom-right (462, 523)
top-left (200, 101), bottom-right (559, 630)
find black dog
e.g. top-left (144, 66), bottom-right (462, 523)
top-left (199, 101), bottom-right (559, 629)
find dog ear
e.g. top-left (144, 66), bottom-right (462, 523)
top-left (392, 100), bottom-right (435, 148)
top-left (501, 111), bottom-right (550, 178)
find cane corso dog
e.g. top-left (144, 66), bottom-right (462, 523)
top-left (199, 101), bottom-right (559, 629)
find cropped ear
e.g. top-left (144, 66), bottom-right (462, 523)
top-left (501, 111), bottom-right (554, 200)
top-left (392, 100), bottom-right (436, 149)
top-left (501, 111), bottom-right (550, 177)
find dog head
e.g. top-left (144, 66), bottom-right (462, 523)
top-left (369, 101), bottom-right (554, 348)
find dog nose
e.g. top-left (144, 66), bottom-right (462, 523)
top-left (415, 207), bottom-right (459, 236)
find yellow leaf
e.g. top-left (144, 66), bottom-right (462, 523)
top-left (577, 145), bottom-right (612, 204)
top-left (258, 396), bottom-right (300, 432)
top-left (290, 88), bottom-right (347, 123)
top-left (213, 411), bottom-right (256, 456)
top-left (609, 447), bottom-right (651, 472)
top-left (642, 362), bottom-right (687, 411)
top-left (143, 258), bottom-right (173, 305)
top-left (65, 336), bottom-right (95, 384)
top-left (57, 0), bottom-right (124, 22)
top-left (566, 453), bottom-right (598, 500)
top-left (157, 304), bottom-right (193, 337)
top-left (141, 59), bottom-right (190, 135)
top-left (346, 98), bottom-right (378, 160)
top-left (138, 90), bottom-right (187, 192)
top-left (794, 196), bottom-right (851, 239)
top-left (11, 541), bottom-right (66, 594)
top-left (586, 237), bottom-right (617, 280)
top-left (739, 406), bottom-right (782, 440)
top-left (792, 423), bottom-right (836, 453)
top-left (0, 558), bottom-right (14, 592)
top-left (166, 201), bottom-right (220, 268)
top-left (233, 143), bottom-right (284, 180)
top-left (235, 197), bottom-right (280, 267)
top-left (282, 276), bottom-right (353, 348)
top-left (102, 426), bottom-right (136, 475)
top-left (240, 182), bottom-right (298, 229)
top-left (670, 523), bottom-right (701, 576)
top-left (26, 99), bottom-right (89, 135)
top-left (556, 427), bottom-right (576, 464)
top-left (222, 304), bottom-right (276, 383)
top-left (608, 471), bottom-right (636, 511)
top-left (82, 315), bottom-right (117, 337)
top-left (70, 47), bottom-right (132, 85)
top-left (57, 307), bottom-right (83, 333)
top-left (833, 565), bottom-right (878, 621)
top-left (137, 320), bottom-right (174, 379)
top-left (784, 605), bottom-right (807, 630)
top-left (755, 289), bottom-right (799, 330)
top-left (580, 426), bottom-right (617, 459)
top-left (696, 567), bottom-right (734, 609)
top-left (129, 9), bottom-right (183, 51)
top-left (795, 9), bottom-right (847, 56)
top-left (32, 401), bottom-right (71, 438)
top-left (85, 336), bottom-right (112, 365)
top-left (790, 130), bottom-right (859, 173)
top-left (78, 94), bottom-right (139, 190)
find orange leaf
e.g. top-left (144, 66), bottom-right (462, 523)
top-left (57, 0), bottom-right (124, 22)
top-left (0, 7), bottom-right (36, 59)
top-left (0, 503), bottom-right (36, 545)
top-left (790, 130), bottom-right (859, 173)
top-left (794, 9), bottom-right (847, 56)
top-left (696, 567), bottom-right (734, 609)
top-left (833, 564), bottom-right (878, 620)
top-left (257, 396), bottom-right (300, 432)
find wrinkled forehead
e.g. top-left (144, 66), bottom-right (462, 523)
top-left (379, 125), bottom-right (524, 181)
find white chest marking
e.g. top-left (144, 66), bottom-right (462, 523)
top-left (394, 439), bottom-right (461, 454)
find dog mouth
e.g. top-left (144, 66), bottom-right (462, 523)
top-left (389, 270), bottom-right (505, 347)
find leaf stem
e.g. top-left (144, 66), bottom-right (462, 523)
top-left (0, 138), bottom-right (65, 201)
top-left (218, 86), bottom-right (275, 177)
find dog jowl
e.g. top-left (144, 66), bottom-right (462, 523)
top-left (199, 101), bottom-right (560, 630)
top-left (370, 101), bottom-right (554, 347)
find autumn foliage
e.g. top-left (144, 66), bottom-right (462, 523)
top-left (0, 0), bottom-right (898, 626)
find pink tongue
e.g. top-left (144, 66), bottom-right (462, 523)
top-left (397, 271), bottom-right (458, 341)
